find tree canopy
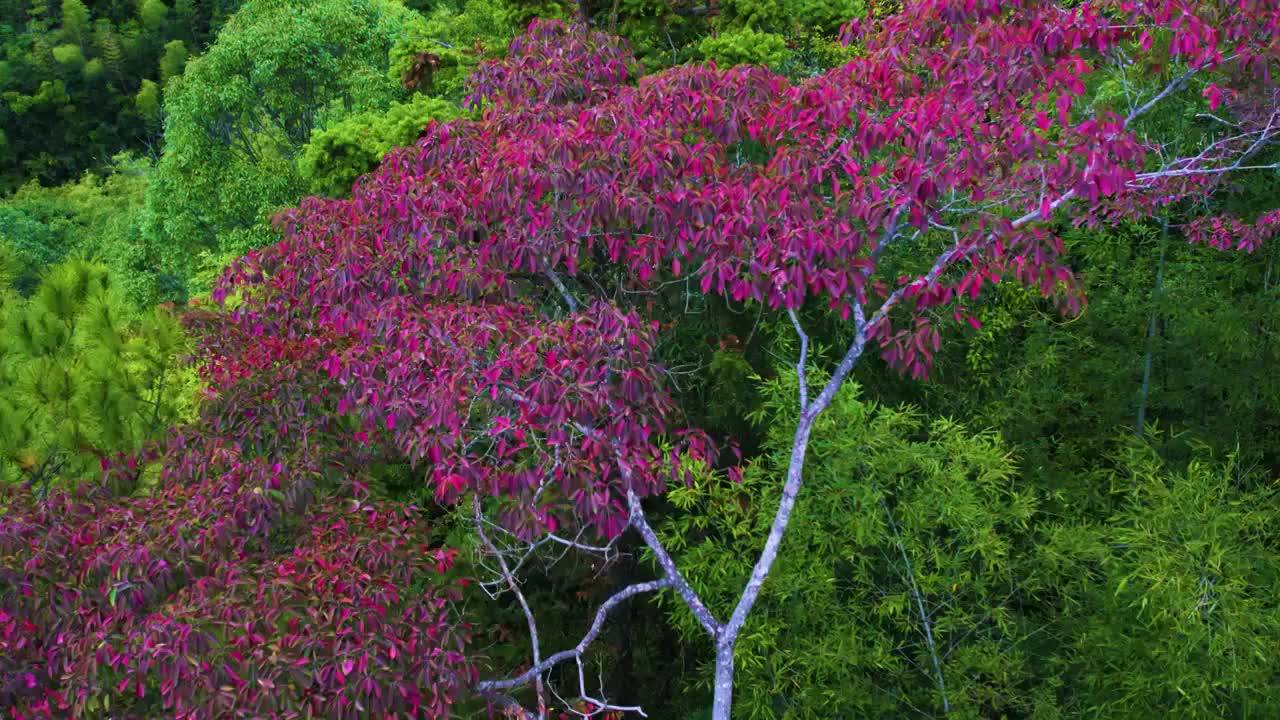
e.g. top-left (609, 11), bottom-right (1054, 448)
top-left (1, 1), bottom-right (1279, 719)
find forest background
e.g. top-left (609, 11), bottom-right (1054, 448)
top-left (1, 0), bottom-right (1279, 718)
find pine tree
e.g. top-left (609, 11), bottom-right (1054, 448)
top-left (58, 0), bottom-right (90, 47)
top-left (0, 259), bottom-right (195, 492)
top-left (93, 18), bottom-right (124, 79)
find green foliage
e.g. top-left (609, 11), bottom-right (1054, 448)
top-left (699, 28), bottom-right (788, 67)
top-left (299, 94), bottom-right (463, 197)
top-left (387, 0), bottom-right (519, 99)
top-left (714, 0), bottom-right (864, 35)
top-left (899, 217), bottom-right (1280, 504)
top-left (158, 38), bottom-right (187, 86)
top-left (134, 77), bottom-right (159, 121)
top-left (0, 0), bottom-right (248, 192)
top-left (655, 372), bottom-right (1042, 718)
top-left (50, 42), bottom-right (83, 69)
top-left (650, 369), bottom-right (1280, 718)
top-left (0, 259), bottom-right (197, 490)
top-left (79, 56), bottom-right (102, 80)
top-left (138, 0), bottom-right (168, 33)
top-left (0, 240), bottom-right (19, 290)
top-left (0, 153), bottom-right (178, 304)
top-left (3, 78), bottom-right (69, 114)
top-left (142, 0), bottom-right (427, 276)
top-left (58, 0), bottom-right (89, 44)
top-left (1042, 438), bottom-right (1280, 717)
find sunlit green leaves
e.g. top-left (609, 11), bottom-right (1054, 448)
top-left (0, 258), bottom-right (196, 489)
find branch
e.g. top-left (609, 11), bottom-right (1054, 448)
top-left (787, 309), bottom-right (809, 411)
top-left (544, 259), bottom-right (580, 313)
top-left (721, 303), bottom-right (870, 644)
top-left (626, 489), bottom-right (723, 637)
top-left (478, 689), bottom-right (532, 718)
top-left (881, 497), bottom-right (950, 714)
top-left (508, 386), bottom-right (723, 639)
top-left (1126, 65), bottom-right (1199, 125)
top-left (473, 496), bottom-right (548, 718)
top-left (570, 656), bottom-right (648, 717)
top-left (1134, 161), bottom-right (1280, 181)
top-left (476, 578), bottom-right (673, 692)
top-left (546, 531), bottom-right (623, 559)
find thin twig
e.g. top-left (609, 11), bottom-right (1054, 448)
top-left (474, 496), bottom-right (548, 718)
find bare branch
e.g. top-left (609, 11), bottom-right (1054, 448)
top-left (474, 496), bottom-right (548, 719)
top-left (544, 260), bottom-right (581, 313)
top-left (788, 309), bottom-right (810, 411)
top-left (1134, 161), bottom-right (1280, 181)
top-left (626, 489), bottom-right (723, 637)
top-left (574, 657), bottom-right (649, 717)
top-left (476, 578), bottom-right (673, 693)
top-left (1126, 65), bottom-right (1199, 125)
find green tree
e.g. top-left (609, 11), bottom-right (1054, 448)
top-left (142, 0), bottom-right (429, 285)
top-left (1041, 437), bottom-right (1280, 718)
top-left (0, 259), bottom-right (196, 491)
top-left (654, 371), bottom-right (1044, 718)
top-left (134, 77), bottom-right (159, 122)
top-left (50, 42), bottom-right (83, 69)
top-left (139, 0), bottom-right (168, 33)
top-left (0, 153), bottom-right (176, 304)
top-left (157, 38), bottom-right (187, 86)
top-left (0, 0), bottom-right (249, 192)
top-left (698, 27), bottom-right (789, 67)
top-left (714, 0), bottom-right (862, 34)
top-left (298, 94), bottom-right (463, 197)
top-left (58, 0), bottom-right (89, 46)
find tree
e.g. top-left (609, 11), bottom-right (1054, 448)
top-left (158, 39), bottom-right (188, 87)
top-left (298, 94), bottom-right (464, 198)
top-left (2, 2), bottom-right (1277, 718)
top-left (655, 377), bottom-right (1040, 717)
top-left (0, 445), bottom-right (474, 718)
top-left (0, 153), bottom-right (178, 304)
top-left (0, 259), bottom-right (194, 491)
top-left (141, 0), bottom-right (431, 287)
top-left (207, 4), bottom-right (1278, 717)
top-left (139, 0), bottom-right (168, 34)
top-left (58, 0), bottom-right (89, 46)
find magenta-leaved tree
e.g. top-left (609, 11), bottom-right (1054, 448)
top-left (3, 1), bottom-right (1278, 718)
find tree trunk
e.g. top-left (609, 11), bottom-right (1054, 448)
top-left (712, 639), bottom-right (736, 720)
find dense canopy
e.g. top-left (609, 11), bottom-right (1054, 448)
top-left (2, 1), bottom-right (1279, 718)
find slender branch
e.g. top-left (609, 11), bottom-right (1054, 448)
top-left (511, 384), bottom-right (723, 639)
top-left (1126, 66), bottom-right (1199, 125)
top-left (544, 259), bottom-right (580, 313)
top-left (1134, 161), bottom-right (1280, 180)
top-left (1196, 112), bottom-right (1244, 129)
top-left (881, 497), bottom-right (950, 714)
top-left (626, 489), bottom-right (723, 637)
top-left (546, 531), bottom-right (622, 558)
top-left (788, 309), bottom-right (810, 411)
top-left (476, 578), bottom-right (672, 692)
top-left (575, 656), bottom-right (648, 717)
top-left (473, 496), bottom-right (547, 718)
